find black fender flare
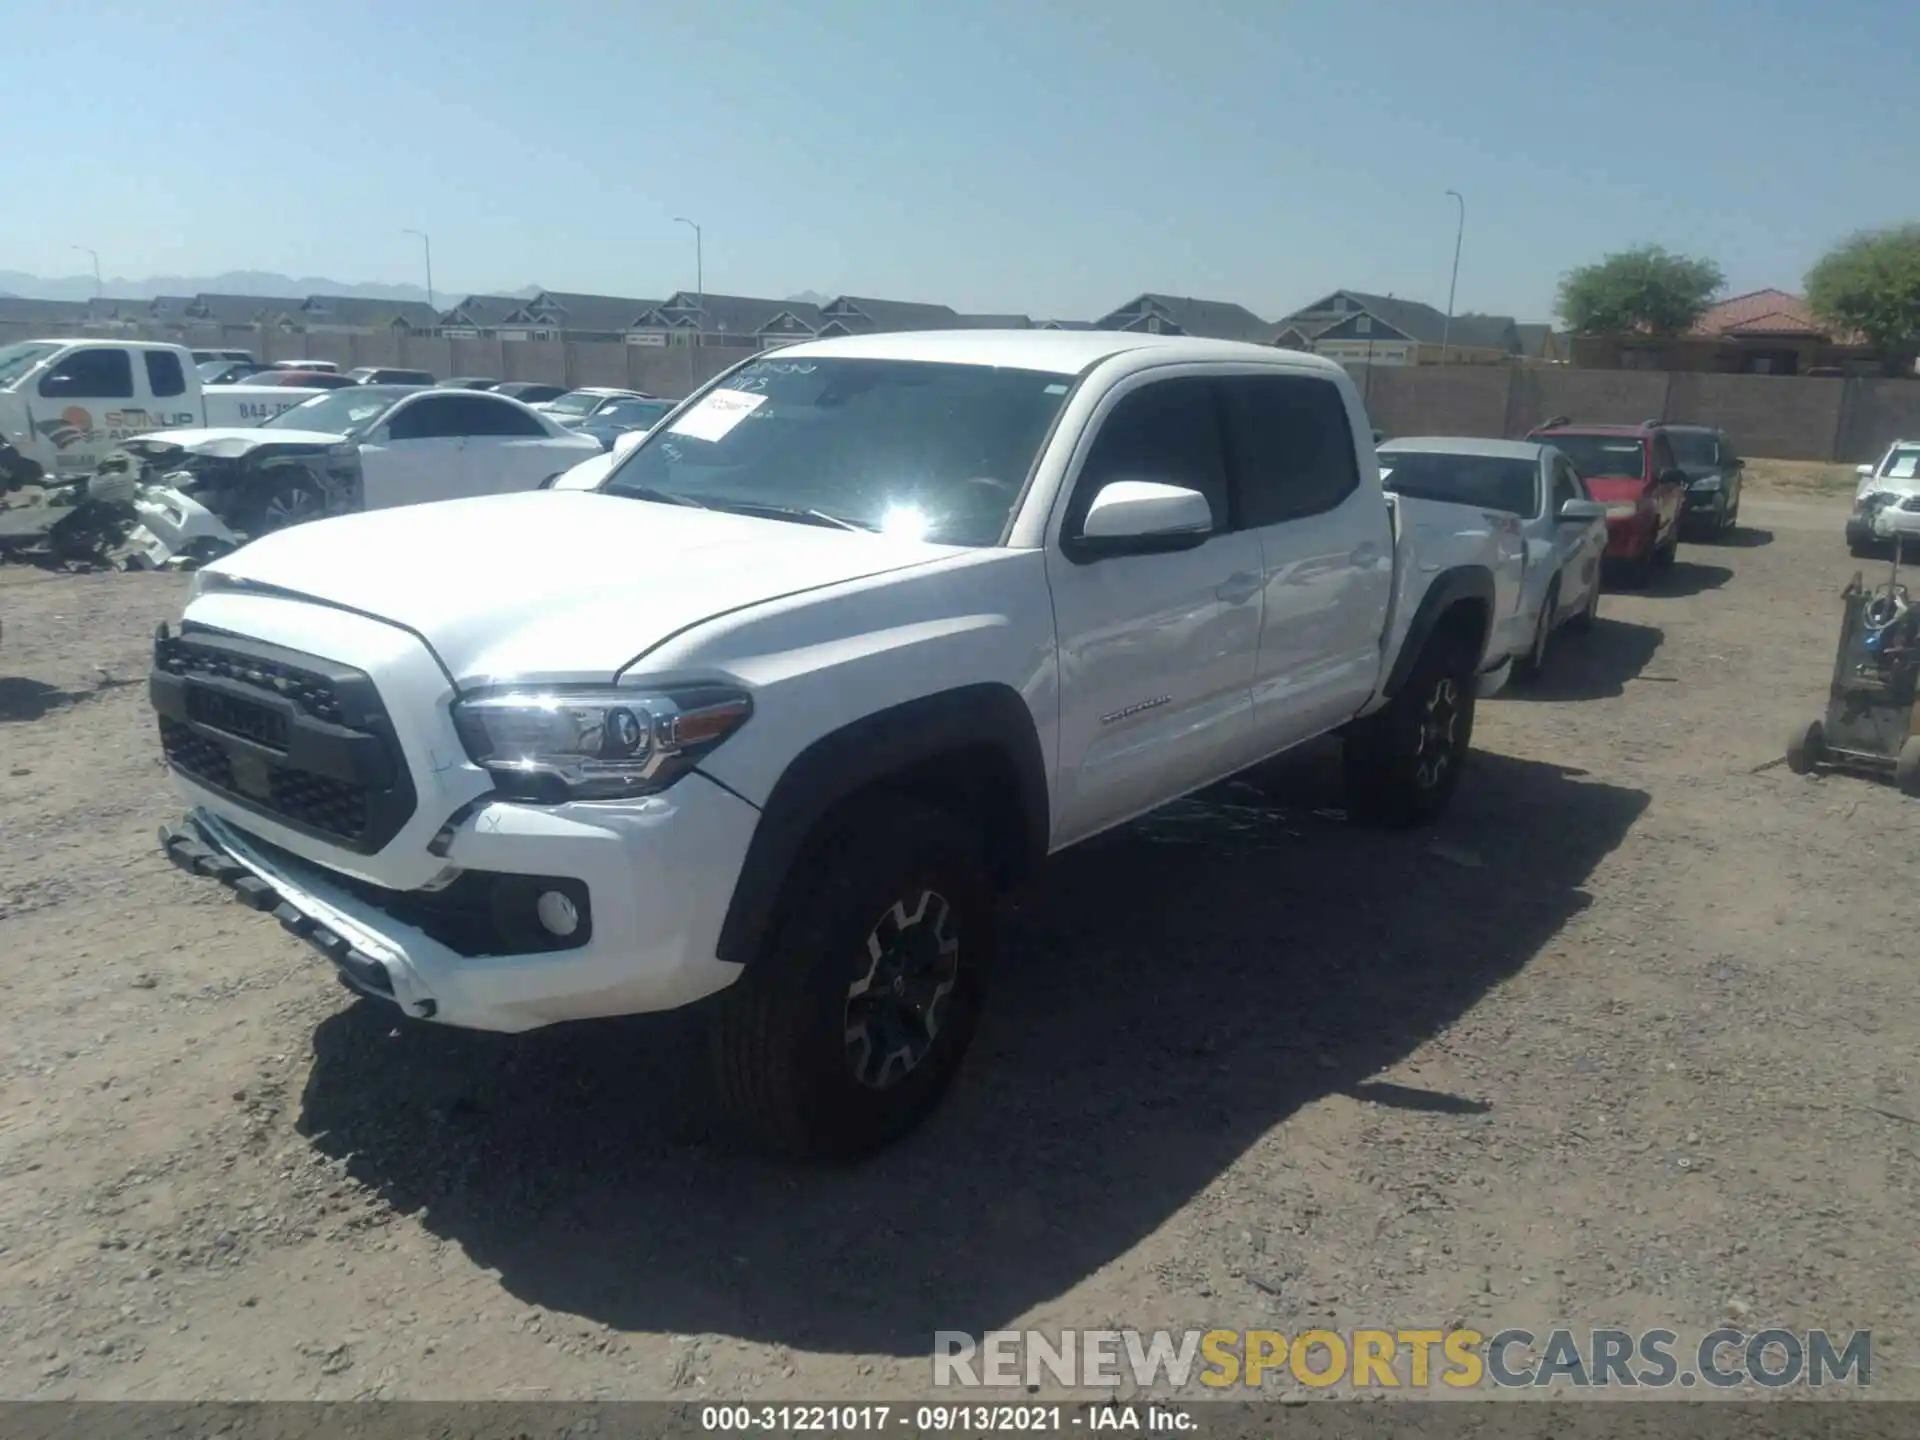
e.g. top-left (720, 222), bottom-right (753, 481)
top-left (713, 682), bottom-right (1050, 966)
top-left (1382, 565), bottom-right (1496, 700)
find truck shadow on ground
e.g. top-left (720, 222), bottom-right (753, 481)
top-left (1713, 526), bottom-right (1774, 550)
top-left (1499, 617), bottom-right (1663, 702)
top-left (0, 674), bottom-right (138, 723)
top-left (296, 746), bottom-right (1647, 1357)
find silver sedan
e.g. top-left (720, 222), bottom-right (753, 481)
top-left (1378, 437), bottom-right (1610, 681)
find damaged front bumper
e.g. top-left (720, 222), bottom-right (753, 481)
top-left (124, 485), bottom-right (241, 569)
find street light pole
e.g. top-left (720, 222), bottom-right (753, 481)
top-left (1441, 190), bottom-right (1465, 363)
top-left (673, 217), bottom-right (703, 314)
top-left (402, 229), bottom-right (434, 311)
top-left (72, 246), bottom-right (102, 297)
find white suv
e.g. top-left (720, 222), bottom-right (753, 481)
top-left (153, 329), bottom-right (1521, 1157)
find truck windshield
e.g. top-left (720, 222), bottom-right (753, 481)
top-left (262, 387), bottom-right (411, 435)
top-left (1379, 451), bottom-right (1539, 516)
top-left (0, 342), bottom-right (59, 387)
top-left (602, 356), bottom-right (1073, 545)
top-left (1545, 434), bottom-right (1646, 481)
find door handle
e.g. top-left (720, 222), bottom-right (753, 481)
top-left (1215, 571), bottom-right (1262, 605)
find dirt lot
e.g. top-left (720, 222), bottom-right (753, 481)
top-left (2, 478), bottom-right (1917, 1402)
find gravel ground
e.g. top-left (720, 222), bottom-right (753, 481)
top-left (1, 486), bottom-right (1915, 1402)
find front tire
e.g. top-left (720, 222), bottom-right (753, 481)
top-left (711, 796), bottom-right (994, 1160)
top-left (239, 474), bottom-right (330, 538)
top-left (1345, 626), bottom-right (1477, 827)
top-left (1652, 526), bottom-right (1679, 570)
top-left (1896, 736), bottom-right (1920, 797)
top-left (1565, 573), bottom-right (1600, 634)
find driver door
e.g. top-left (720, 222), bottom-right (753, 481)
top-left (1044, 373), bottom-right (1264, 848)
top-left (358, 394), bottom-right (470, 509)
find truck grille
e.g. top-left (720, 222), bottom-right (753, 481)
top-left (150, 625), bottom-right (416, 853)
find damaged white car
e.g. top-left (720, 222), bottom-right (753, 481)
top-left (121, 384), bottom-right (601, 564)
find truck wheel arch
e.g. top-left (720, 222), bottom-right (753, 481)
top-left (712, 683), bottom-right (1050, 967)
top-left (1383, 566), bottom-right (1495, 700)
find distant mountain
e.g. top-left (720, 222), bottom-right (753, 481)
top-left (0, 271), bottom-right (542, 304)
top-left (785, 290), bottom-right (833, 307)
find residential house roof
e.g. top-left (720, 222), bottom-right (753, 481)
top-left (1691, 289), bottom-right (1834, 338)
top-left (0, 297), bottom-right (89, 326)
top-left (438, 294), bottom-right (525, 328)
top-left (817, 296), bottom-right (962, 333)
top-left (1515, 323), bottom-right (1559, 359)
top-left (955, 314), bottom-right (1033, 329)
top-left (1279, 290), bottom-right (1521, 354)
top-left (640, 292), bottom-right (825, 338)
top-left (85, 297), bottom-right (145, 322)
top-left (505, 291), bottom-right (662, 333)
top-left (1036, 319), bottom-right (1096, 331)
top-left (184, 294), bottom-right (305, 325)
top-left (298, 295), bottom-right (442, 330)
top-left (1095, 293), bottom-right (1273, 342)
top-left (147, 296), bottom-right (194, 323)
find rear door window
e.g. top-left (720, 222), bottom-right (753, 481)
top-left (1216, 373), bottom-right (1361, 525)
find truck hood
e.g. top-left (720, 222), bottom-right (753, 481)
top-left (194, 489), bottom-right (967, 686)
top-left (133, 426), bottom-right (347, 456)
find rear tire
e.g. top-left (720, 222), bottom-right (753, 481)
top-left (710, 796), bottom-right (994, 1160)
top-left (1344, 625), bottom-right (1477, 827)
top-left (1896, 736), bottom-right (1920, 797)
top-left (1786, 719), bottom-right (1825, 776)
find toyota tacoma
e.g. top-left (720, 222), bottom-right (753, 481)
top-left (152, 330), bottom-right (1520, 1158)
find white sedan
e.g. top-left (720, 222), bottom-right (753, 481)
top-left (1378, 436), bottom-right (1609, 682)
top-left (121, 384), bottom-right (602, 551)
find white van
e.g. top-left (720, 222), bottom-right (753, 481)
top-left (0, 339), bottom-right (329, 480)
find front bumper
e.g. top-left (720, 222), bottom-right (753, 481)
top-left (159, 779), bottom-right (758, 1033)
top-left (1683, 487), bottom-right (1723, 519)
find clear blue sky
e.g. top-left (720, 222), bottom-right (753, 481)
top-left (8, 0), bottom-right (1915, 323)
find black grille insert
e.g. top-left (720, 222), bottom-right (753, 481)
top-left (150, 625), bottom-right (416, 854)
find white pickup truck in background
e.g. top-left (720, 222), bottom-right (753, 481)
top-left (0, 339), bottom-right (329, 484)
top-left (152, 329), bottom-right (1526, 1159)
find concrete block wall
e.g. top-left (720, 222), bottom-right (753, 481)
top-left (5, 320), bottom-right (1920, 457)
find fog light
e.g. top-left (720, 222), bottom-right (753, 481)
top-left (535, 889), bottom-right (580, 938)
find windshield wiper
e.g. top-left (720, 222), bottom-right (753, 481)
top-left (612, 484), bottom-right (711, 510)
top-left (699, 498), bottom-right (873, 531)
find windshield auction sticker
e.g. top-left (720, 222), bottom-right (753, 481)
top-left (667, 387), bottom-right (767, 444)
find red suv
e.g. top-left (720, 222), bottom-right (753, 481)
top-left (1524, 419), bottom-right (1689, 586)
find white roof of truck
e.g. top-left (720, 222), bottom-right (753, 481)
top-left (759, 328), bottom-right (1351, 378)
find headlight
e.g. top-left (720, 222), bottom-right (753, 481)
top-left (451, 684), bottom-right (752, 802)
top-left (1605, 502), bottom-right (1638, 519)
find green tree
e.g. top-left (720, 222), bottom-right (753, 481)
top-left (1805, 225), bottom-right (1920, 375)
top-left (1556, 246), bottom-right (1725, 337)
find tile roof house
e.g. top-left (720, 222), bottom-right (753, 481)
top-left (1094, 293), bottom-right (1273, 342)
top-left (296, 295), bottom-right (442, 333)
top-left (1572, 288), bottom-right (1880, 376)
top-left (1274, 291), bottom-right (1523, 366)
top-left (631, 292), bottom-right (826, 349)
top-left (436, 295), bottom-right (527, 337)
top-left (498, 291), bottom-right (662, 342)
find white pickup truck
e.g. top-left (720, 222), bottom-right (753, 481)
top-left (0, 339), bottom-right (327, 484)
top-left (151, 330), bottom-right (1524, 1159)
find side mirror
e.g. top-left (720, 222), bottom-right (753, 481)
top-left (1558, 497), bottom-right (1609, 524)
top-left (1857, 464), bottom-right (1875, 478)
top-left (1069, 480), bottom-right (1212, 558)
top-left (1658, 466), bottom-right (1688, 486)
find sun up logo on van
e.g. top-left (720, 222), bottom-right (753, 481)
top-left (34, 406), bottom-right (93, 449)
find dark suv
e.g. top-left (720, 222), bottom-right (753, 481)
top-left (1663, 424), bottom-right (1745, 538)
top-left (1525, 419), bottom-right (1691, 586)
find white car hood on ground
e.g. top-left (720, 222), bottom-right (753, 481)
top-left (138, 426), bottom-right (348, 454)
top-left (194, 489), bottom-right (967, 686)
